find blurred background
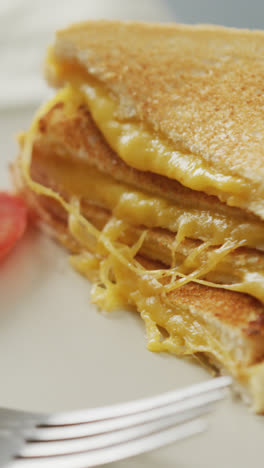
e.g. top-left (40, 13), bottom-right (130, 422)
top-left (1, 0), bottom-right (264, 109)
top-left (169, 0), bottom-right (264, 28)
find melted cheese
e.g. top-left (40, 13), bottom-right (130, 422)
top-left (71, 222), bottom-right (237, 374)
top-left (47, 50), bottom-right (250, 206)
top-left (67, 211), bottom-right (235, 368)
top-left (82, 80), bottom-right (248, 202)
top-left (36, 152), bottom-right (264, 249)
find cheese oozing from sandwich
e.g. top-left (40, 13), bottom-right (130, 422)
top-left (16, 69), bottom-right (264, 412)
top-left (46, 49), bottom-right (251, 209)
top-left (14, 24), bottom-right (264, 413)
top-left (18, 84), bottom-right (264, 304)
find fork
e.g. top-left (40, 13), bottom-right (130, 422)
top-left (0, 376), bottom-right (231, 468)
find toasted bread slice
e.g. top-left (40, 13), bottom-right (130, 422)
top-left (47, 21), bottom-right (264, 218)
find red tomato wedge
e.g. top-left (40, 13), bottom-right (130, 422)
top-left (0, 192), bottom-right (28, 261)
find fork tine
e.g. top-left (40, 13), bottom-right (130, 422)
top-left (15, 419), bottom-right (207, 468)
top-left (26, 387), bottom-right (227, 444)
top-left (40, 376), bottom-right (231, 426)
top-left (19, 388), bottom-right (225, 457)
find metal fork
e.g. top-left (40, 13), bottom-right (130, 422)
top-left (0, 376), bottom-right (231, 468)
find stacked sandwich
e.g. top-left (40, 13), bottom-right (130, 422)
top-left (14, 21), bottom-right (264, 411)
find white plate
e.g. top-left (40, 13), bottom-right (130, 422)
top-left (0, 105), bottom-right (263, 468)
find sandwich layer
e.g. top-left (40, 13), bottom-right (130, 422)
top-left (19, 151), bottom-right (264, 306)
top-left (32, 86), bottom-right (264, 248)
top-left (46, 22), bottom-right (264, 218)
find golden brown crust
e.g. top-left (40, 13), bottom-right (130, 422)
top-left (52, 21), bottom-right (264, 217)
top-left (168, 279), bottom-right (264, 338)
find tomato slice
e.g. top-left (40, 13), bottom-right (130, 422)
top-left (0, 192), bottom-right (28, 261)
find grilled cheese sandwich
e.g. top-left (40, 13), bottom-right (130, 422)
top-left (14, 21), bottom-right (264, 412)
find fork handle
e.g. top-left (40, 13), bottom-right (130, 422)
top-left (0, 430), bottom-right (23, 466)
top-left (0, 408), bottom-right (41, 467)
